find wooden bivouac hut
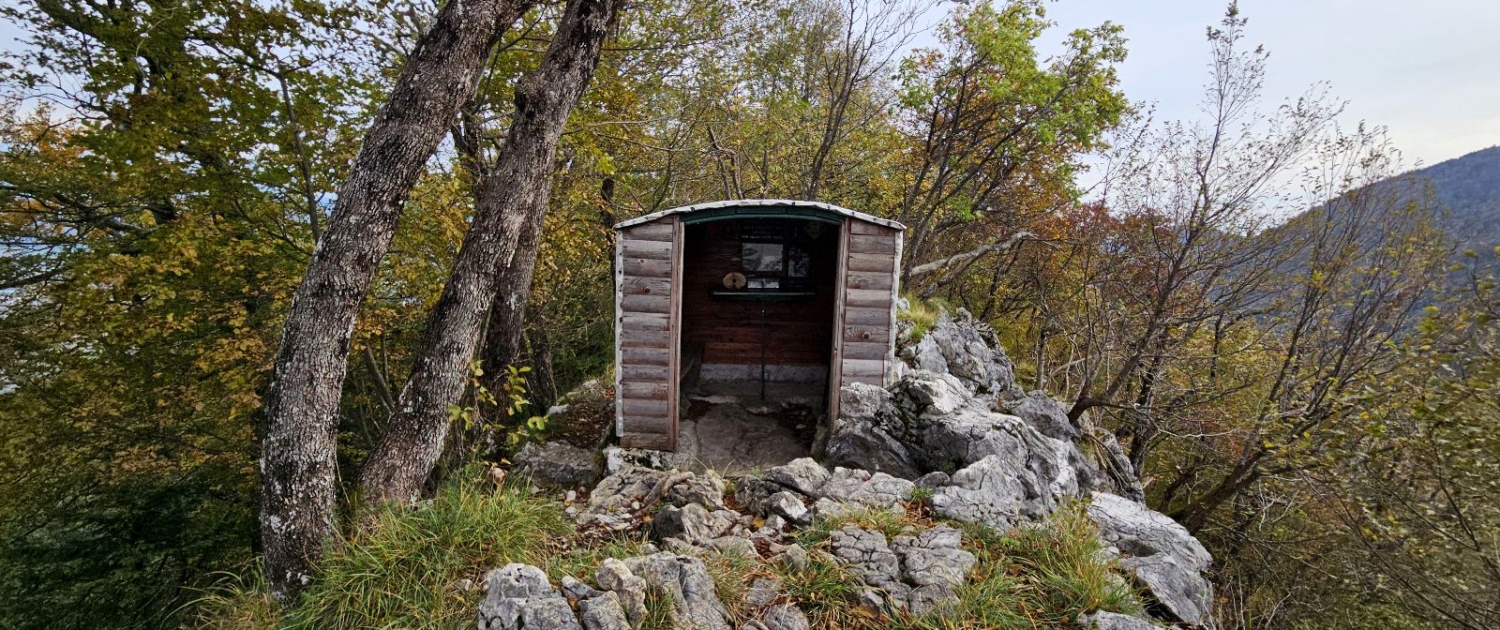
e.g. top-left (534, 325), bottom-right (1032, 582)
top-left (613, 199), bottom-right (906, 450)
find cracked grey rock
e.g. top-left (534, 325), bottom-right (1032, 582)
top-left (914, 471), bottom-right (950, 489)
top-left (709, 535), bottom-right (760, 558)
top-left (1088, 493), bottom-right (1214, 627)
top-left (623, 553), bottom-right (733, 630)
top-left (560, 575), bottom-right (601, 603)
top-left (744, 576), bottom-right (782, 610)
top-left (577, 466), bottom-right (668, 528)
top-left (764, 458), bottom-right (830, 497)
top-left (892, 525), bottom-right (975, 588)
top-left (760, 603), bottom-right (810, 630)
top-left (594, 559), bottom-right (647, 623)
top-left (477, 564), bottom-right (582, 630)
top-left (733, 477), bottom-right (783, 517)
top-left (1080, 611), bottom-right (1163, 629)
top-left (667, 472), bottom-right (728, 510)
top-left (652, 503), bottom-right (737, 546)
top-left (828, 527), bottom-right (909, 611)
top-left (900, 309), bottom-right (1022, 399)
top-left (819, 467), bottom-right (914, 512)
top-left (771, 544), bottom-right (809, 572)
top-left (513, 441), bottom-right (600, 488)
top-left (578, 591), bottom-right (630, 630)
top-left (1004, 391), bottom-right (1079, 440)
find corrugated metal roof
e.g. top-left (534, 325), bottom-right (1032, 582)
top-left (614, 199), bottom-right (905, 230)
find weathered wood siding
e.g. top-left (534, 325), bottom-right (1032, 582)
top-left (828, 219), bottom-right (902, 426)
top-left (615, 216), bottom-right (682, 450)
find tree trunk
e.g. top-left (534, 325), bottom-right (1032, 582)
top-left (257, 0), bottom-right (528, 604)
top-left (358, 0), bottom-right (619, 504)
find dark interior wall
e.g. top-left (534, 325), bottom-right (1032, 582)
top-left (680, 218), bottom-right (840, 367)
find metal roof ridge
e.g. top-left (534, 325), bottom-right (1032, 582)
top-left (614, 198), bottom-right (905, 230)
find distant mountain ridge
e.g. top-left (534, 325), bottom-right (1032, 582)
top-left (1411, 145), bottom-right (1500, 253)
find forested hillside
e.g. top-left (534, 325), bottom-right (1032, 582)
top-left (0, 0), bottom-right (1496, 629)
top-left (1418, 145), bottom-right (1500, 253)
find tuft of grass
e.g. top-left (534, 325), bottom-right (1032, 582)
top-left (183, 566), bottom-right (280, 630)
top-left (278, 468), bottom-right (573, 630)
top-left (897, 503), bottom-right (1143, 630)
top-left (898, 294), bottom-right (943, 343)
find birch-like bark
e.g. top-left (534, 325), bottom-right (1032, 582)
top-left (358, 0), bottom-right (618, 504)
top-left (258, 0), bottom-right (529, 604)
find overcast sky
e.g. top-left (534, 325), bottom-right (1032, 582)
top-left (1016, 0), bottom-right (1500, 168)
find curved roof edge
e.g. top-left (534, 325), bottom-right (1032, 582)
top-left (614, 199), bottom-right (905, 231)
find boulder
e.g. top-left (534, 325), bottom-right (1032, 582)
top-left (477, 564), bottom-right (582, 630)
top-left (594, 559), bottom-right (647, 623)
top-left (623, 553), bottom-right (734, 630)
top-left (828, 526), bottom-right (909, 612)
top-left (1003, 391), bottom-right (1079, 441)
top-left (818, 467), bottom-right (914, 512)
top-left (513, 441), bottom-right (600, 488)
top-left (892, 525), bottom-right (975, 616)
top-left (764, 458), bottom-right (831, 497)
top-left (577, 592), bottom-right (630, 630)
top-left (1088, 493), bottom-right (1214, 627)
top-left (652, 503), bottom-right (737, 546)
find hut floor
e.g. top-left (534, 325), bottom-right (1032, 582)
top-left (678, 380), bottom-right (823, 475)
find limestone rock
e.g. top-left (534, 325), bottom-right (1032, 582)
top-left (760, 603), bottom-right (810, 630)
top-left (577, 591), bottom-right (630, 630)
top-left (594, 559), bottom-right (647, 622)
top-left (823, 389), bottom-right (921, 478)
top-left (1080, 611), bottom-right (1164, 630)
top-left (667, 472), bottom-right (728, 510)
top-left (477, 564), bottom-right (582, 630)
top-left (828, 526), bottom-right (909, 611)
top-left (652, 503), bottom-right (738, 546)
top-left (744, 576), bottom-right (782, 610)
top-left (1003, 391), bottom-right (1079, 441)
top-left (768, 491), bottom-right (810, 525)
top-left (1088, 493), bottom-right (1214, 627)
top-left (623, 552), bottom-right (733, 630)
top-left (900, 309), bottom-right (1022, 399)
top-left (513, 441), bottom-right (600, 488)
top-left (577, 466), bottom-right (667, 528)
top-left (771, 544), bottom-right (810, 572)
top-left (892, 525), bottom-right (975, 616)
top-left (819, 467), bottom-right (915, 512)
top-left (764, 458), bottom-right (830, 497)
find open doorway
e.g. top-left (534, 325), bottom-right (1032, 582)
top-left (676, 217), bottom-right (841, 472)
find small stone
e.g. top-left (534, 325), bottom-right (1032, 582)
top-left (1079, 611), bottom-right (1164, 630)
top-left (771, 544), bottom-right (810, 572)
top-left (760, 603), bottom-right (810, 630)
top-left (769, 491), bottom-right (810, 524)
top-left (744, 577), bottom-right (783, 610)
top-left (513, 441), bottom-right (601, 488)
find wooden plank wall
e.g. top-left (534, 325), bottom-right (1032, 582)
top-left (829, 220), bottom-right (901, 427)
top-left (615, 216), bottom-right (682, 450)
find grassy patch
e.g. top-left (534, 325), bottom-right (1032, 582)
top-left (184, 566), bottom-right (279, 630)
top-left (897, 294), bottom-right (944, 343)
top-left (190, 468), bottom-right (574, 630)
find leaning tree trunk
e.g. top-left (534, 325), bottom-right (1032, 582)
top-left (358, 0), bottom-right (619, 505)
top-left (477, 206), bottom-right (546, 381)
top-left (257, 0), bottom-right (529, 604)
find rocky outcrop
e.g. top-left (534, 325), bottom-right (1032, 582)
top-left (478, 564), bottom-right (583, 630)
top-left (1088, 493), bottom-right (1215, 627)
top-left (901, 309), bottom-right (1024, 399)
top-left (512, 441), bottom-right (600, 488)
